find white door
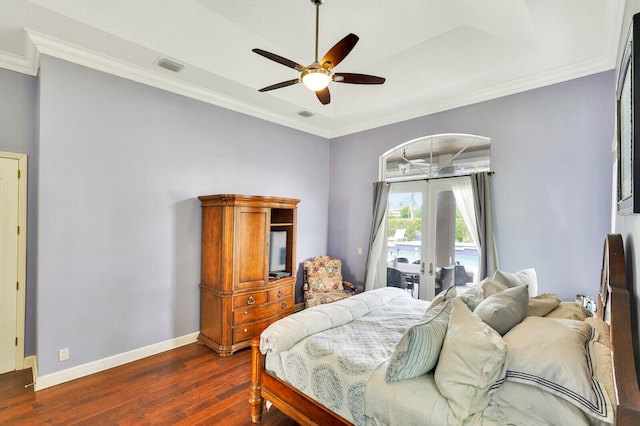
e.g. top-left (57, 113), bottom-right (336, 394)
top-left (387, 177), bottom-right (478, 301)
top-left (0, 157), bottom-right (19, 373)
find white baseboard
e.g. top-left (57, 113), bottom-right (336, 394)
top-left (34, 332), bottom-right (199, 391)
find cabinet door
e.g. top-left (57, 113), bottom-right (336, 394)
top-left (234, 206), bottom-right (269, 289)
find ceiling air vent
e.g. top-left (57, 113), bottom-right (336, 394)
top-left (298, 110), bottom-right (313, 118)
top-left (155, 57), bottom-right (184, 73)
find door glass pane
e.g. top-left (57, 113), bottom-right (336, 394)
top-left (386, 178), bottom-right (479, 301)
top-left (454, 206), bottom-right (478, 284)
top-left (387, 190), bottom-right (422, 298)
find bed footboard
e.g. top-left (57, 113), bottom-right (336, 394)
top-left (249, 337), bottom-right (352, 425)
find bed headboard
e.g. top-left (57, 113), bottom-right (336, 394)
top-left (598, 234), bottom-right (640, 425)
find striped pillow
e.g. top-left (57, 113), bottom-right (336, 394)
top-left (502, 316), bottom-right (614, 424)
top-left (385, 299), bottom-right (453, 382)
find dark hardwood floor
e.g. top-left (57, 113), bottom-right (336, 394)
top-left (0, 343), bottom-right (297, 425)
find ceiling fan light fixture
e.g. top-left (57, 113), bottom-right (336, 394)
top-left (301, 67), bottom-right (331, 91)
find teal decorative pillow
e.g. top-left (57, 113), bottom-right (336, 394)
top-left (385, 299), bottom-right (453, 382)
top-left (474, 285), bottom-right (529, 335)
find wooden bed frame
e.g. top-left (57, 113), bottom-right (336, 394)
top-left (249, 234), bottom-right (640, 425)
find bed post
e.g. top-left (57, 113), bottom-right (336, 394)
top-left (249, 337), bottom-right (265, 423)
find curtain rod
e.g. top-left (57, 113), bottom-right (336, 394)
top-left (384, 170), bottom-right (494, 184)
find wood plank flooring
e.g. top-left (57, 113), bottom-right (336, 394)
top-left (0, 343), bottom-right (297, 425)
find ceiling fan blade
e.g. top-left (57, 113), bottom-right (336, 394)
top-left (252, 49), bottom-right (304, 71)
top-left (258, 79), bottom-right (300, 92)
top-left (333, 73), bottom-right (386, 85)
top-left (320, 33), bottom-right (359, 70)
top-left (315, 87), bottom-right (330, 105)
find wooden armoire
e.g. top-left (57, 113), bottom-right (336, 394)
top-left (197, 194), bottom-right (299, 356)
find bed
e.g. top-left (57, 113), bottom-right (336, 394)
top-left (249, 234), bottom-right (640, 425)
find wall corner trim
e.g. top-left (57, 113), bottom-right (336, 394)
top-left (33, 332), bottom-right (199, 391)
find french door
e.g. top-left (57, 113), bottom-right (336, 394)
top-left (387, 176), bottom-right (478, 300)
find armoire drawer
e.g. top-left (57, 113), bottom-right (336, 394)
top-left (233, 296), bottom-right (293, 325)
top-left (232, 291), bottom-right (268, 309)
top-left (233, 320), bottom-right (269, 344)
top-left (267, 284), bottom-right (292, 301)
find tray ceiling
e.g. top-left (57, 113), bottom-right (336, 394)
top-left (0, 0), bottom-right (625, 138)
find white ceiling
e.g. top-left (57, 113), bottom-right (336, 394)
top-left (0, 0), bottom-right (625, 138)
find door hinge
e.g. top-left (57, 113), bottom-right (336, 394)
top-left (15, 337), bottom-right (18, 346)
top-left (17, 169), bottom-right (21, 179)
top-left (17, 226), bottom-right (20, 235)
top-left (17, 281), bottom-right (19, 290)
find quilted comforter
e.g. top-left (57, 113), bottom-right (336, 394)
top-left (261, 287), bottom-right (427, 425)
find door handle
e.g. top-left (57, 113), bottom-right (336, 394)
top-left (429, 263), bottom-right (434, 276)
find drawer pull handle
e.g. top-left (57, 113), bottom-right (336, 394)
top-left (244, 328), bottom-right (248, 333)
top-left (278, 290), bottom-right (284, 298)
top-left (282, 301), bottom-right (288, 309)
top-left (244, 311), bottom-right (248, 315)
top-left (247, 296), bottom-right (256, 305)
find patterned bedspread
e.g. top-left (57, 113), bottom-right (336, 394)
top-left (263, 288), bottom-right (428, 425)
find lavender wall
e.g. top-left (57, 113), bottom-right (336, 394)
top-left (36, 56), bottom-right (329, 375)
top-left (0, 53), bottom-right (618, 376)
top-left (329, 71), bottom-right (616, 302)
top-left (0, 67), bottom-right (38, 357)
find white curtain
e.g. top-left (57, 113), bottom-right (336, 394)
top-left (451, 176), bottom-right (480, 256)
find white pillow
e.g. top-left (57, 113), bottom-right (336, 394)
top-left (481, 277), bottom-right (508, 297)
top-left (545, 302), bottom-right (591, 320)
top-left (474, 285), bottom-right (529, 335)
top-left (385, 299), bottom-right (453, 382)
top-left (586, 317), bottom-right (611, 347)
top-left (492, 268), bottom-right (538, 296)
top-left (502, 316), bottom-right (614, 424)
top-left (434, 298), bottom-right (507, 422)
top-left (458, 284), bottom-right (484, 311)
top-left (527, 293), bottom-right (561, 317)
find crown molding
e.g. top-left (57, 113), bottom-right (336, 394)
top-left (328, 55), bottom-right (617, 138)
top-left (0, 31), bottom-right (38, 76)
top-left (18, 29), bottom-right (331, 138)
top-left (0, 25), bottom-right (620, 140)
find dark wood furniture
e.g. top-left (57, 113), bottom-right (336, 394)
top-left (249, 233), bottom-right (640, 425)
top-left (597, 234), bottom-right (640, 424)
top-left (198, 194), bottom-right (299, 357)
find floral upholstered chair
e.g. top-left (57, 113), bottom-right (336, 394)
top-left (303, 255), bottom-right (356, 308)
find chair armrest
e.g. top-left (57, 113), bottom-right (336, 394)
top-left (343, 281), bottom-right (357, 294)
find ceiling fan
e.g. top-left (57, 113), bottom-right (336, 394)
top-left (399, 149), bottom-right (430, 175)
top-left (251, 0), bottom-right (385, 105)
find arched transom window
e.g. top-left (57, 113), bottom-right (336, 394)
top-left (380, 133), bottom-right (491, 181)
